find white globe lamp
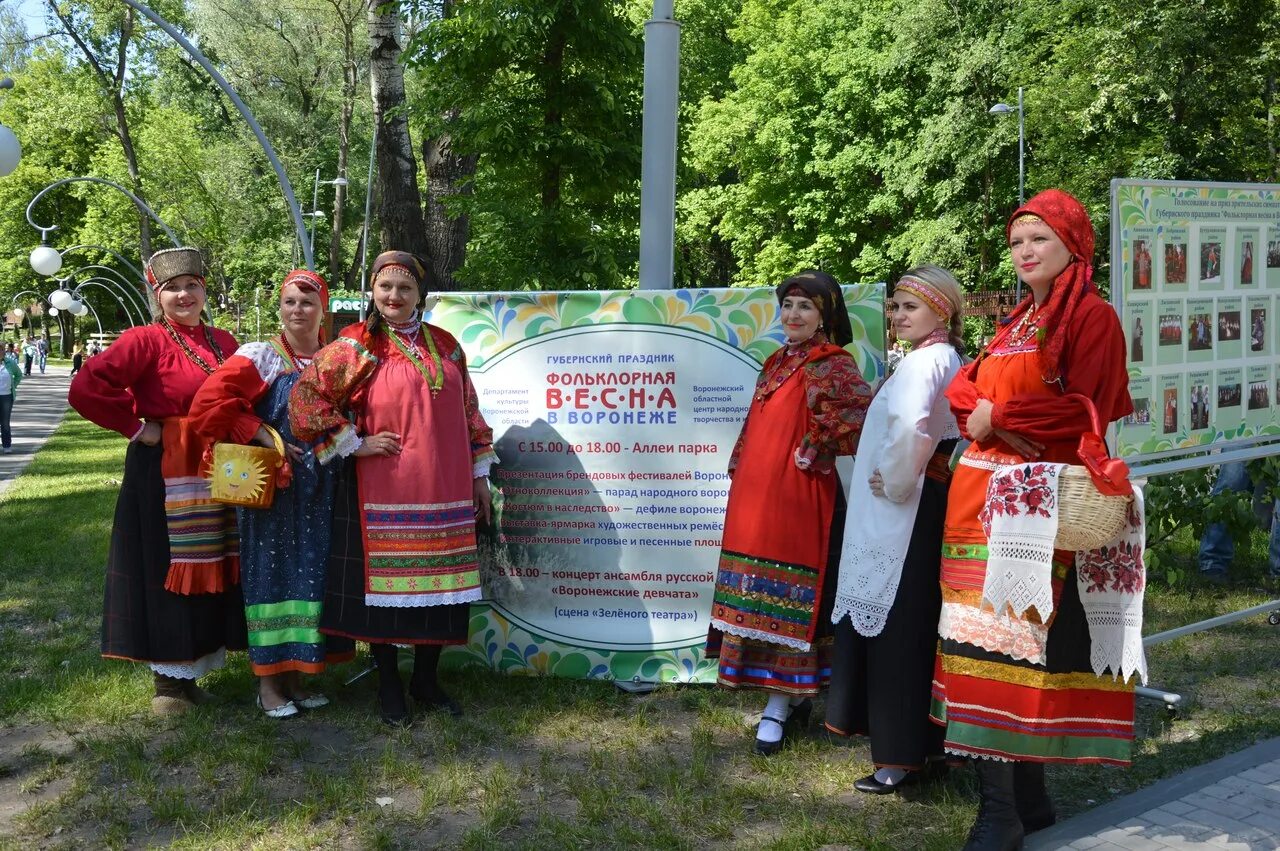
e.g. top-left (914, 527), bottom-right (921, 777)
top-left (30, 246), bottom-right (63, 277)
top-left (0, 125), bottom-right (20, 177)
top-left (49, 288), bottom-right (75, 310)
top-left (48, 306), bottom-right (59, 316)
top-left (70, 300), bottom-right (88, 317)
top-left (12, 307), bottom-right (23, 317)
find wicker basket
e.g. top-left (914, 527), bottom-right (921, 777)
top-left (1055, 465), bottom-right (1130, 551)
top-left (1052, 394), bottom-right (1134, 551)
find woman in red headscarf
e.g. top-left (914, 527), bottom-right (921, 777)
top-left (933, 190), bottom-right (1133, 850)
top-left (189, 269), bottom-right (355, 718)
top-left (289, 251), bottom-right (497, 726)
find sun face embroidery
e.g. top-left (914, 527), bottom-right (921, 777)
top-left (214, 456), bottom-right (269, 502)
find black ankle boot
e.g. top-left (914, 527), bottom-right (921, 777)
top-left (961, 759), bottom-right (1025, 851)
top-left (1013, 762), bottom-right (1056, 833)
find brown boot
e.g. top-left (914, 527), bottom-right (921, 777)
top-left (152, 672), bottom-right (195, 716)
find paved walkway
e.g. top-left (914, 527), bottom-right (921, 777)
top-left (1031, 737), bottom-right (1280, 850)
top-left (0, 364), bottom-right (72, 500)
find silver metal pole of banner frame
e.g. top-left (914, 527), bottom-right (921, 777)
top-left (637, 0), bottom-right (680, 291)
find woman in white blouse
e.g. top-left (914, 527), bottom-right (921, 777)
top-left (824, 265), bottom-right (966, 794)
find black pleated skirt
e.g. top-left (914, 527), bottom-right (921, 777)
top-left (102, 442), bottom-right (248, 664)
top-left (824, 469), bottom-right (950, 769)
top-left (317, 458), bottom-right (471, 645)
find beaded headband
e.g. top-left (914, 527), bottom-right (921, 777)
top-left (781, 283), bottom-right (825, 314)
top-left (281, 269), bottom-right (329, 305)
top-left (893, 276), bottom-right (952, 321)
top-left (1010, 213), bottom-right (1046, 227)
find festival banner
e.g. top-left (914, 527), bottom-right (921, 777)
top-left (425, 287), bottom-right (886, 683)
top-left (1111, 180), bottom-right (1280, 462)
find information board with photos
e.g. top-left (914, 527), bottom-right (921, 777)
top-left (1111, 179), bottom-right (1280, 461)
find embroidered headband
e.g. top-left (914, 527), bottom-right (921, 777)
top-left (145, 247), bottom-right (206, 291)
top-left (782, 283), bottom-right (826, 314)
top-left (280, 269), bottom-right (329, 307)
top-left (371, 250), bottom-right (426, 289)
top-left (893, 276), bottom-right (952, 321)
top-left (1010, 213), bottom-right (1045, 227)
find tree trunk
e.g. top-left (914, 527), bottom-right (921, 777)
top-left (367, 0), bottom-right (428, 258)
top-left (423, 123), bottom-right (477, 293)
top-left (328, 54), bottom-right (355, 284)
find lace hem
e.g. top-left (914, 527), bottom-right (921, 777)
top-left (938, 602), bottom-right (1047, 665)
top-left (944, 746), bottom-right (1013, 762)
top-left (711, 619), bottom-right (812, 652)
top-left (831, 594), bottom-right (891, 638)
top-left (149, 647), bottom-right (226, 680)
top-left (366, 588), bottom-right (482, 608)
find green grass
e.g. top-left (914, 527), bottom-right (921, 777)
top-left (1, 415), bottom-right (1278, 848)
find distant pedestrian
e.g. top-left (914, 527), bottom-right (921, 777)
top-left (0, 344), bottom-right (19, 453)
top-left (71, 343), bottom-right (84, 376)
top-left (37, 337), bottom-right (48, 374)
top-left (21, 337), bottom-right (35, 376)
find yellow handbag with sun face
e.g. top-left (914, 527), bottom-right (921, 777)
top-left (209, 425), bottom-right (287, 509)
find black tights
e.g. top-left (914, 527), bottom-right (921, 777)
top-left (369, 643), bottom-right (442, 692)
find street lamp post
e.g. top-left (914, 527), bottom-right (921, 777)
top-left (63, 264), bottom-right (150, 323)
top-left (26, 176), bottom-right (182, 250)
top-left (309, 170), bottom-right (348, 260)
top-left (8, 291), bottom-right (39, 337)
top-left (989, 86), bottom-right (1026, 304)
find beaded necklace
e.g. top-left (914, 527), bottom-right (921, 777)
top-left (384, 323), bottom-right (444, 396)
top-left (158, 317), bottom-right (225, 374)
top-left (277, 333), bottom-right (315, 372)
top-left (1003, 305), bottom-right (1042, 348)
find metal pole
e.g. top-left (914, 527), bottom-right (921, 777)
top-left (358, 122), bottom-right (378, 322)
top-left (59, 244), bottom-right (145, 280)
top-left (70, 287), bottom-right (106, 337)
top-left (1017, 86), bottom-right (1025, 206)
top-left (66, 265), bottom-right (150, 322)
top-left (118, 0), bottom-right (314, 271)
top-left (27, 177), bottom-right (181, 247)
top-left (637, 0), bottom-right (680, 290)
top-left (309, 168), bottom-right (321, 260)
top-left (78, 278), bottom-right (146, 327)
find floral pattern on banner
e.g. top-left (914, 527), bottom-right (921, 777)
top-left (978, 463), bottom-right (1057, 537)
top-left (425, 286), bottom-right (887, 385)
top-left (441, 604), bottom-right (721, 683)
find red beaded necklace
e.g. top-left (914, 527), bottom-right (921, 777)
top-left (277, 333), bottom-right (315, 371)
top-left (158, 317), bottom-right (225, 374)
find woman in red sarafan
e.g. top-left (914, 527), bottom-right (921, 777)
top-left (933, 190), bottom-right (1133, 850)
top-left (707, 270), bottom-right (872, 755)
top-left (68, 247), bottom-right (247, 716)
top-left (289, 250), bottom-right (497, 727)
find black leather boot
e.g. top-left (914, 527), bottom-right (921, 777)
top-left (1013, 762), bottom-right (1056, 833)
top-left (961, 759), bottom-right (1025, 851)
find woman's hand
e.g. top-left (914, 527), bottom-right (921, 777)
top-left (473, 476), bottom-right (492, 525)
top-left (967, 399), bottom-right (995, 442)
top-left (868, 469), bottom-right (885, 498)
top-left (994, 428), bottom-right (1044, 460)
top-left (354, 431), bottom-right (401, 457)
top-left (253, 425), bottom-right (304, 461)
top-left (136, 421), bottom-right (163, 446)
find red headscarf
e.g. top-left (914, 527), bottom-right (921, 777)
top-left (280, 268), bottom-right (329, 346)
top-left (1004, 189), bottom-right (1096, 383)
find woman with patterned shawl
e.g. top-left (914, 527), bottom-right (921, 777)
top-left (825, 266), bottom-right (965, 795)
top-left (290, 251), bottom-right (497, 726)
top-left (708, 270), bottom-right (872, 755)
top-left (933, 190), bottom-right (1133, 851)
top-left (189, 269), bottom-right (355, 718)
top-left (69, 247), bottom-right (246, 716)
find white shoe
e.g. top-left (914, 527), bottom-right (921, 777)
top-left (256, 694), bottom-right (299, 719)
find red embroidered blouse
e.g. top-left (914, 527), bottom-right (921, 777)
top-left (69, 322), bottom-right (239, 439)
